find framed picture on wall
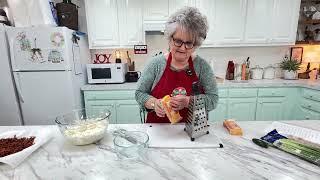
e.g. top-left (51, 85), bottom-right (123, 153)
top-left (290, 47), bottom-right (303, 63)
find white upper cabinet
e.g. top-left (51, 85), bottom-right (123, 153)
top-left (169, 0), bottom-right (195, 15)
top-left (195, 0), bottom-right (215, 46)
top-left (143, 0), bottom-right (169, 21)
top-left (270, 0), bottom-right (301, 44)
top-left (85, 0), bottom-right (301, 48)
top-left (85, 0), bottom-right (144, 48)
top-left (213, 0), bottom-right (246, 45)
top-left (244, 0), bottom-right (273, 43)
top-left (85, 0), bottom-right (119, 49)
top-left (118, 0), bottom-right (144, 46)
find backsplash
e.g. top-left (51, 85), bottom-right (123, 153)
top-left (90, 34), bottom-right (291, 77)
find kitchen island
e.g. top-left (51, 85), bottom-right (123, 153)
top-left (0, 120), bottom-right (319, 180)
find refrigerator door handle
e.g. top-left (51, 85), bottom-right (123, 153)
top-left (14, 73), bottom-right (25, 103)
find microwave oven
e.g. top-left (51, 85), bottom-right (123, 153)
top-left (86, 63), bottom-right (128, 84)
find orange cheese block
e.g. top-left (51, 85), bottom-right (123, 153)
top-left (223, 119), bottom-right (243, 136)
top-left (161, 95), bottom-right (182, 124)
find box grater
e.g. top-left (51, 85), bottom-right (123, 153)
top-left (184, 82), bottom-right (209, 141)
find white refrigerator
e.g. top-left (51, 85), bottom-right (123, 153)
top-left (0, 25), bottom-right (88, 125)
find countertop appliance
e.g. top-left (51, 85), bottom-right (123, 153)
top-left (87, 63), bottom-right (128, 84)
top-left (125, 71), bottom-right (140, 82)
top-left (0, 25), bottom-right (88, 125)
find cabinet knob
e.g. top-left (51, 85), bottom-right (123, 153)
top-left (310, 95), bottom-right (313, 98)
top-left (306, 116), bottom-right (310, 120)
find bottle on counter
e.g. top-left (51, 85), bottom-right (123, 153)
top-left (226, 60), bottom-right (235, 80)
top-left (241, 63), bottom-right (246, 80)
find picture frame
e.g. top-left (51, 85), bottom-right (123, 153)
top-left (290, 47), bottom-right (303, 63)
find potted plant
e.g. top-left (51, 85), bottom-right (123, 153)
top-left (280, 55), bottom-right (301, 80)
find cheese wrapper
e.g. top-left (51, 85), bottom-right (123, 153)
top-left (223, 119), bottom-right (243, 136)
top-left (161, 95), bottom-right (182, 124)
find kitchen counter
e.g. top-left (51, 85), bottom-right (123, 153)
top-left (1, 120), bottom-right (320, 180)
top-left (81, 79), bottom-right (320, 91)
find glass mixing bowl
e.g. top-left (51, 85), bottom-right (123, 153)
top-left (55, 108), bottom-right (110, 145)
top-left (113, 131), bottom-right (149, 159)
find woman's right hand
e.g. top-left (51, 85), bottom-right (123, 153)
top-left (154, 99), bottom-right (166, 117)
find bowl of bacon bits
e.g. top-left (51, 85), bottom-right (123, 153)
top-left (0, 135), bottom-right (35, 158)
top-left (0, 128), bottom-right (53, 167)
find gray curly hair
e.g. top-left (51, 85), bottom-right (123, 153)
top-left (164, 6), bottom-right (208, 48)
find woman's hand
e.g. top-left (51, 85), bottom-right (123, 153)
top-left (170, 95), bottom-right (190, 111)
top-left (154, 99), bottom-right (166, 117)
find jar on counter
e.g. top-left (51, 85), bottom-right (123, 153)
top-left (263, 64), bottom-right (275, 79)
top-left (250, 66), bottom-right (263, 80)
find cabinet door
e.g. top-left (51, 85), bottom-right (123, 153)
top-left (228, 98), bottom-right (256, 121)
top-left (213, 0), bottom-right (246, 44)
top-left (85, 100), bottom-right (117, 124)
top-left (116, 100), bottom-right (141, 124)
top-left (209, 98), bottom-right (227, 122)
top-left (300, 107), bottom-right (320, 120)
top-left (143, 0), bottom-right (169, 20)
top-left (270, 0), bottom-right (300, 43)
top-left (244, 0), bottom-right (273, 43)
top-left (195, 0), bottom-right (215, 46)
top-left (85, 0), bottom-right (119, 48)
top-left (256, 97), bottom-right (286, 121)
top-left (169, 0), bottom-right (195, 15)
top-left (118, 0), bottom-right (144, 46)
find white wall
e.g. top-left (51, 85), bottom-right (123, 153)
top-left (128, 34), bottom-right (291, 77)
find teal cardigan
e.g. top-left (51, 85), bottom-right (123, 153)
top-left (135, 54), bottom-right (219, 111)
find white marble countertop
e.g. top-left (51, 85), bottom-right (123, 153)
top-left (1, 120), bottom-right (320, 180)
top-left (81, 79), bottom-right (320, 91)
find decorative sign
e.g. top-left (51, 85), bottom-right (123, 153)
top-left (93, 54), bottom-right (112, 64)
top-left (134, 45), bottom-right (147, 54)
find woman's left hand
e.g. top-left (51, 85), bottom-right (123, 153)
top-left (170, 95), bottom-right (190, 111)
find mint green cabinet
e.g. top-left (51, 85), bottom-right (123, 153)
top-left (83, 86), bottom-right (320, 123)
top-left (228, 98), bottom-right (257, 121)
top-left (209, 98), bottom-right (227, 122)
top-left (85, 100), bottom-right (117, 124)
top-left (298, 88), bottom-right (320, 120)
top-left (116, 100), bottom-right (141, 124)
top-left (84, 91), bottom-right (141, 124)
top-left (300, 107), bottom-right (320, 120)
top-left (256, 97), bottom-right (286, 120)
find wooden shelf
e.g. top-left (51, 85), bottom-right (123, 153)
top-left (296, 40), bottom-right (320, 45)
top-left (299, 19), bottom-right (320, 25)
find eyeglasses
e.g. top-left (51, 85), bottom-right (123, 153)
top-left (171, 37), bottom-right (194, 49)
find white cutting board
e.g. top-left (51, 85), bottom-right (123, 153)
top-left (146, 124), bottom-right (223, 149)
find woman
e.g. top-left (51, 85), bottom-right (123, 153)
top-left (135, 6), bottom-right (218, 123)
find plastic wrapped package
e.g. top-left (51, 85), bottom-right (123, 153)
top-left (7, 0), bottom-right (57, 27)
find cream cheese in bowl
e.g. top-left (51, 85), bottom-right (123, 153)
top-left (55, 109), bottom-right (110, 145)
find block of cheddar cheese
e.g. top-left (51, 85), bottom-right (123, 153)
top-left (223, 119), bottom-right (243, 136)
top-left (161, 95), bottom-right (182, 124)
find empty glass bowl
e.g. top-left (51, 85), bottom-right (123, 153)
top-left (55, 108), bottom-right (110, 145)
top-left (113, 131), bottom-right (149, 159)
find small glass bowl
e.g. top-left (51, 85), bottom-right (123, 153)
top-left (113, 131), bottom-right (149, 159)
top-left (55, 108), bottom-right (110, 145)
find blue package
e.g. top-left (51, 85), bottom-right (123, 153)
top-left (260, 129), bottom-right (287, 144)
